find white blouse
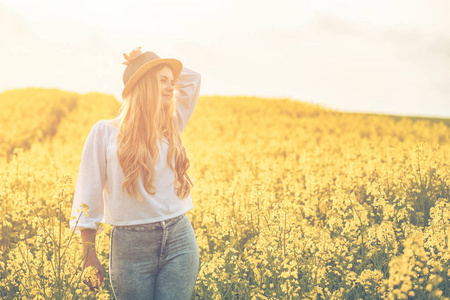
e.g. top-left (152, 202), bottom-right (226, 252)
top-left (69, 67), bottom-right (201, 235)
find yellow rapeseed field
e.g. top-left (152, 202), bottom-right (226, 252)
top-left (0, 88), bottom-right (449, 299)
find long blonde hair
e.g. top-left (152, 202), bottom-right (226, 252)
top-left (111, 63), bottom-right (193, 201)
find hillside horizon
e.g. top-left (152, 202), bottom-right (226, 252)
top-left (2, 87), bottom-right (449, 127)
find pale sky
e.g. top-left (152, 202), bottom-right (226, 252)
top-left (1, 0), bottom-right (449, 118)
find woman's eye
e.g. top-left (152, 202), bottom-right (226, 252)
top-left (161, 79), bottom-right (174, 86)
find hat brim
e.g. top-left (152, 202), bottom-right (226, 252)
top-left (122, 58), bottom-right (183, 99)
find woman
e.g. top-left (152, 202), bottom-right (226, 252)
top-left (69, 47), bottom-right (202, 299)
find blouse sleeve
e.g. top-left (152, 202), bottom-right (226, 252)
top-left (174, 66), bottom-right (201, 133)
top-left (69, 121), bottom-right (107, 235)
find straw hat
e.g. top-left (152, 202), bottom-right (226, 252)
top-left (122, 47), bottom-right (183, 98)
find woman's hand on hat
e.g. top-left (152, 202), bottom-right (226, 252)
top-left (122, 46), bottom-right (143, 65)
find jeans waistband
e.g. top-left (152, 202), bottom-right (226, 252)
top-left (114, 213), bottom-right (186, 231)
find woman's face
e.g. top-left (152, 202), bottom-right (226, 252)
top-left (159, 66), bottom-right (174, 106)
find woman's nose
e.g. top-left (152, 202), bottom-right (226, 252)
top-left (166, 84), bottom-right (174, 91)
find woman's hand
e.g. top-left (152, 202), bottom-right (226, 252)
top-left (123, 46), bottom-right (143, 65)
top-left (83, 252), bottom-right (104, 291)
top-left (81, 229), bottom-right (104, 291)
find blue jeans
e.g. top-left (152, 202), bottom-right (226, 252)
top-left (109, 213), bottom-right (200, 299)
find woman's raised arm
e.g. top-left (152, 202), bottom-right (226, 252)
top-left (174, 66), bottom-right (201, 133)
